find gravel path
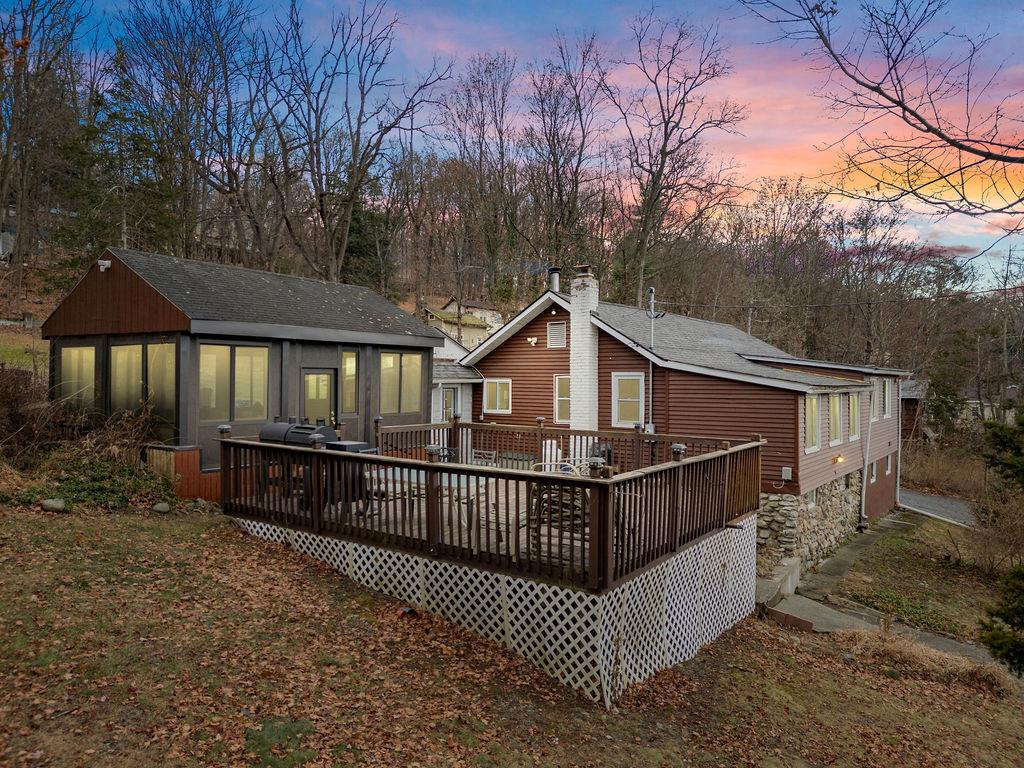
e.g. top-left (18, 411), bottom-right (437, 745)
top-left (900, 489), bottom-right (975, 527)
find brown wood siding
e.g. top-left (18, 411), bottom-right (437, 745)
top-left (798, 376), bottom-right (901, 495)
top-left (597, 331), bottom-right (659, 430)
top-left (865, 451), bottom-right (898, 518)
top-left (660, 367), bottom-right (800, 494)
top-left (41, 254), bottom-right (189, 338)
top-left (471, 307), bottom-right (570, 425)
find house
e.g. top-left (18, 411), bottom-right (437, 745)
top-left (41, 248), bottom-right (444, 498)
top-left (460, 265), bottom-right (908, 570)
top-left (429, 329), bottom-right (481, 422)
top-left (424, 297), bottom-right (504, 349)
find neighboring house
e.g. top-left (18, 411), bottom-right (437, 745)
top-left (42, 248), bottom-right (443, 497)
top-left (460, 266), bottom-right (908, 569)
top-left (429, 329), bottom-right (481, 422)
top-left (425, 297), bottom-right (504, 349)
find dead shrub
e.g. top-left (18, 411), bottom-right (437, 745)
top-left (0, 364), bottom-right (86, 465)
top-left (939, 489), bottom-right (1024, 574)
top-left (834, 629), bottom-right (1015, 697)
top-left (902, 444), bottom-right (989, 500)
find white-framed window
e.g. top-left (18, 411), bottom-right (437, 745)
top-left (546, 321), bottom-right (567, 349)
top-left (870, 378), bottom-right (882, 422)
top-left (806, 488), bottom-right (818, 507)
top-left (553, 374), bottom-right (571, 423)
top-left (882, 378), bottom-right (893, 418)
top-left (611, 372), bottom-right (644, 428)
top-left (885, 454), bottom-right (893, 475)
top-left (849, 392), bottom-right (861, 441)
top-left (804, 394), bottom-right (820, 453)
top-left (483, 378), bottom-right (512, 414)
top-left (829, 394), bottom-right (842, 447)
top-left (870, 461), bottom-right (877, 483)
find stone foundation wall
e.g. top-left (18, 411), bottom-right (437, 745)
top-left (758, 471), bottom-right (862, 570)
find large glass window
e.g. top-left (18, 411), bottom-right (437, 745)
top-left (199, 344), bottom-right (231, 422)
top-left (804, 394), bottom-right (820, 452)
top-left (59, 346), bottom-right (95, 410)
top-left (483, 378), bottom-right (512, 414)
top-left (303, 371), bottom-right (333, 424)
top-left (110, 344), bottom-right (143, 413)
top-left (554, 375), bottom-right (571, 423)
top-left (612, 372), bottom-right (644, 428)
top-left (234, 347), bottom-right (268, 420)
top-left (380, 351), bottom-right (422, 414)
top-left (199, 344), bottom-right (268, 422)
top-left (341, 350), bottom-right (358, 413)
top-left (146, 343), bottom-right (176, 424)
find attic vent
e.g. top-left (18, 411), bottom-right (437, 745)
top-left (547, 320), bottom-right (567, 349)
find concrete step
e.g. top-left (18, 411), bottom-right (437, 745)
top-left (755, 556), bottom-right (803, 609)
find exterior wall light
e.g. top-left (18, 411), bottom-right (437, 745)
top-left (834, 455), bottom-right (845, 464)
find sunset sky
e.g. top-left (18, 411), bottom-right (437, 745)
top-left (97, 0), bottom-right (1024, 270)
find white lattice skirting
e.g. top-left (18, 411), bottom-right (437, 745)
top-left (233, 516), bottom-right (757, 706)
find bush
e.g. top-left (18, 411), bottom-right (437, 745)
top-left (0, 364), bottom-right (85, 465)
top-left (979, 565), bottom-right (1024, 677)
top-left (901, 445), bottom-right (988, 500)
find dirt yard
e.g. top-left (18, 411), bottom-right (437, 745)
top-left (1, 508), bottom-right (1021, 767)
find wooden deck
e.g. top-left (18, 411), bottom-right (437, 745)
top-left (221, 431), bottom-right (763, 592)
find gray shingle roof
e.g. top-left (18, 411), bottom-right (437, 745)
top-left (592, 300), bottom-right (863, 390)
top-left (111, 248), bottom-right (442, 343)
top-left (433, 361), bottom-right (483, 383)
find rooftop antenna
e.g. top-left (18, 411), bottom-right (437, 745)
top-left (644, 287), bottom-right (666, 432)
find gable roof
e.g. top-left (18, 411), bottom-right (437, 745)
top-left (433, 360), bottom-right (483, 384)
top-left (461, 291), bottom-right (881, 392)
top-left (104, 249), bottom-right (443, 346)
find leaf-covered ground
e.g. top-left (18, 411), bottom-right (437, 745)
top-left (1, 509), bottom-right (1022, 767)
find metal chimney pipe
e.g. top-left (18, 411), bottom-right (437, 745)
top-left (547, 266), bottom-right (561, 293)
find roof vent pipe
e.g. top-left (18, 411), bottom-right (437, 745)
top-left (547, 266), bottom-right (561, 293)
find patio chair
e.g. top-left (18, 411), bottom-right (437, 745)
top-left (471, 449), bottom-right (497, 467)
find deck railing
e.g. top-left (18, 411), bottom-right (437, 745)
top-left (220, 437), bottom-right (763, 592)
top-left (376, 418), bottom-right (735, 473)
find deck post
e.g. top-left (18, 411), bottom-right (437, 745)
top-left (588, 457), bottom-right (612, 590)
top-left (425, 445), bottom-right (442, 552)
top-left (373, 415), bottom-right (383, 450)
top-left (450, 413), bottom-right (461, 462)
top-left (720, 446), bottom-right (732, 528)
top-left (670, 443), bottom-right (685, 547)
top-left (218, 426), bottom-right (232, 508)
top-left (535, 416), bottom-right (545, 465)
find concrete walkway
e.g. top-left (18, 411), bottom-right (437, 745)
top-left (900, 489), bottom-right (975, 527)
top-left (767, 592), bottom-right (993, 664)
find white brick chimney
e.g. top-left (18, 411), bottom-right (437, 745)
top-left (569, 265), bottom-right (600, 432)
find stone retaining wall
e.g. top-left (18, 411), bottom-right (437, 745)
top-left (758, 471), bottom-right (862, 570)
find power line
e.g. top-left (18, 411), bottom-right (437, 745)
top-left (654, 284), bottom-right (1019, 312)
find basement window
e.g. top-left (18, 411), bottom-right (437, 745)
top-left (547, 321), bottom-right (567, 349)
top-left (885, 454), bottom-right (893, 475)
top-left (870, 461), bottom-right (877, 483)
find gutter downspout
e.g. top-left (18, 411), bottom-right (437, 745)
top-left (896, 379), bottom-right (902, 508)
top-left (859, 387), bottom-right (873, 531)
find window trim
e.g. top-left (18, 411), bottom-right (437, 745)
top-left (882, 378), bottom-right (893, 418)
top-left (870, 378), bottom-right (882, 422)
top-left (828, 393), bottom-right (843, 447)
top-left (848, 391), bottom-right (861, 442)
top-left (482, 377), bottom-right (513, 415)
top-left (546, 320), bottom-right (567, 349)
top-left (553, 374), bottom-right (571, 424)
top-left (804, 394), bottom-right (821, 454)
top-left (611, 371), bottom-right (645, 429)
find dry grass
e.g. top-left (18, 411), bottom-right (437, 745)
top-left (902, 446), bottom-right (989, 500)
top-left (834, 629), bottom-right (1015, 697)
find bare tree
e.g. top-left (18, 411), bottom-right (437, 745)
top-left (741, 0), bottom-right (1024, 231)
top-left (600, 11), bottom-right (746, 305)
top-left (266, 0), bottom-right (450, 282)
